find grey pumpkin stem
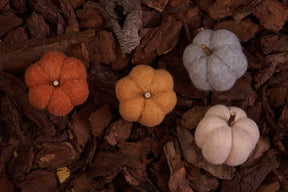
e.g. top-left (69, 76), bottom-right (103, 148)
top-left (201, 44), bottom-right (212, 56)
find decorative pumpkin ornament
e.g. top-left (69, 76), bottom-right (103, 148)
top-left (195, 104), bottom-right (259, 166)
top-left (115, 65), bottom-right (177, 127)
top-left (25, 51), bottom-right (89, 116)
top-left (183, 29), bottom-right (247, 91)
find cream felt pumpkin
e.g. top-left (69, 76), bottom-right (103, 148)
top-left (195, 104), bottom-right (259, 166)
top-left (183, 29), bottom-right (247, 91)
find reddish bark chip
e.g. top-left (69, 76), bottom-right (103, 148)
top-left (252, 0), bottom-right (288, 32)
top-left (35, 142), bottom-right (79, 169)
top-left (20, 170), bottom-right (57, 192)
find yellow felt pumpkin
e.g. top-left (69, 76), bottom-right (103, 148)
top-left (115, 65), bottom-right (177, 127)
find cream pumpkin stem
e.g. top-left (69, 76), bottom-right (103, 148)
top-left (52, 80), bottom-right (60, 87)
top-left (144, 91), bottom-right (151, 99)
top-left (201, 44), bottom-right (212, 56)
top-left (228, 111), bottom-right (236, 126)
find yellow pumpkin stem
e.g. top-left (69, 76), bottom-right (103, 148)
top-left (201, 44), bottom-right (212, 56)
top-left (144, 91), bottom-right (151, 99)
top-left (228, 111), bottom-right (236, 126)
top-left (52, 80), bottom-right (60, 87)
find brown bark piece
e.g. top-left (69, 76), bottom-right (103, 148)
top-left (0, 146), bottom-right (13, 176)
top-left (20, 170), bottom-right (57, 192)
top-left (88, 151), bottom-right (126, 183)
top-left (254, 52), bottom-right (288, 89)
top-left (89, 30), bottom-right (116, 65)
top-left (76, 1), bottom-right (104, 30)
top-left (104, 119), bottom-right (133, 146)
top-left (0, 12), bottom-right (23, 37)
top-left (163, 141), bottom-right (193, 192)
top-left (0, 177), bottom-right (14, 192)
top-left (1, 95), bottom-right (24, 141)
top-left (71, 173), bottom-right (100, 192)
top-left (11, 0), bottom-right (26, 14)
top-left (8, 145), bottom-right (34, 178)
top-left (70, 0), bottom-right (85, 9)
top-left (35, 142), bottom-right (79, 169)
top-left (256, 182), bottom-right (280, 192)
top-left (191, 173), bottom-right (219, 192)
top-left (142, 10), bottom-right (161, 28)
top-left (214, 19), bottom-right (259, 42)
top-left (221, 149), bottom-right (281, 192)
top-left (252, 0), bottom-right (288, 32)
top-left (267, 88), bottom-right (287, 110)
top-left (260, 34), bottom-right (288, 55)
top-left (118, 139), bottom-right (151, 170)
top-left (207, 0), bottom-right (234, 20)
top-left (0, 29), bottom-right (95, 73)
top-left (88, 104), bottom-right (113, 137)
top-left (29, 0), bottom-right (61, 24)
top-left (142, 0), bottom-right (169, 12)
top-left (69, 103), bottom-right (97, 149)
top-left (0, 0), bottom-right (9, 11)
top-left (3, 27), bottom-right (28, 44)
top-left (133, 16), bottom-right (182, 64)
top-left (181, 106), bottom-right (209, 130)
top-left (111, 42), bottom-right (130, 71)
top-left (0, 73), bottom-right (56, 136)
top-left (26, 12), bottom-right (49, 39)
top-left (280, 107), bottom-right (288, 129)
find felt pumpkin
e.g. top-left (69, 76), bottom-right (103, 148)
top-left (25, 51), bottom-right (89, 116)
top-left (195, 104), bottom-right (259, 166)
top-left (183, 29), bottom-right (247, 91)
top-left (115, 65), bottom-right (177, 127)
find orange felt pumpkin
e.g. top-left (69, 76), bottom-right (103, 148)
top-left (25, 51), bottom-right (89, 116)
top-left (115, 65), bottom-right (177, 127)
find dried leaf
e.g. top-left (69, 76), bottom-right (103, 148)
top-left (56, 167), bottom-right (70, 184)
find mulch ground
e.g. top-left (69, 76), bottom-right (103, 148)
top-left (0, 0), bottom-right (288, 191)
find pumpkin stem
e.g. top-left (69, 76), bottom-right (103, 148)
top-left (144, 91), bottom-right (151, 99)
top-left (201, 44), bottom-right (212, 55)
top-left (228, 111), bottom-right (236, 126)
top-left (52, 80), bottom-right (60, 87)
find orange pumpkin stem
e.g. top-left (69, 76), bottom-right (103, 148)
top-left (228, 111), bottom-right (236, 126)
top-left (52, 80), bottom-right (60, 87)
top-left (201, 44), bottom-right (212, 56)
top-left (144, 91), bottom-right (151, 99)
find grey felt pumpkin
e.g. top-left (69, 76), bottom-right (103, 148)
top-left (183, 29), bottom-right (247, 91)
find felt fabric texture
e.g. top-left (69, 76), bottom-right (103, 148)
top-left (183, 29), bottom-right (247, 91)
top-left (25, 51), bottom-right (89, 116)
top-left (195, 104), bottom-right (260, 166)
top-left (115, 65), bottom-right (177, 127)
